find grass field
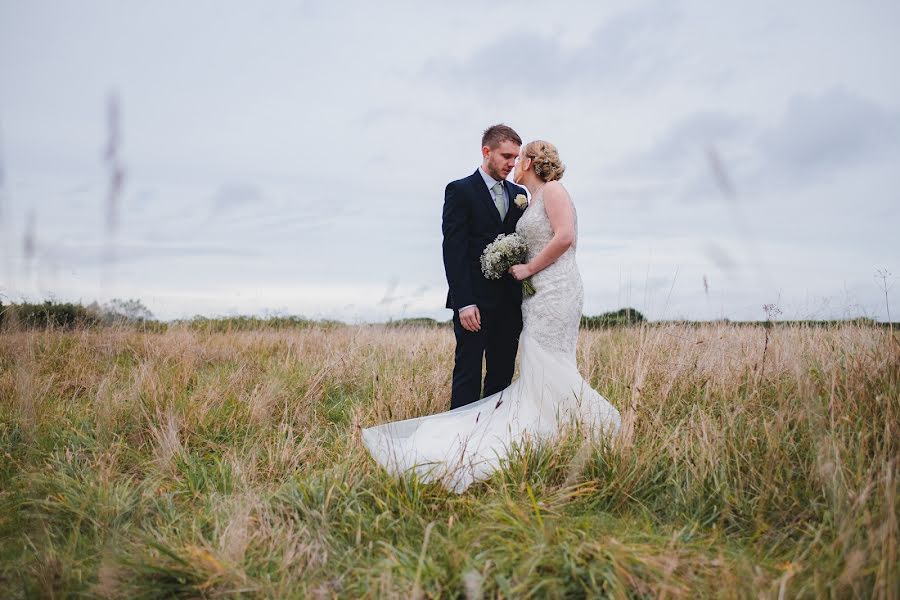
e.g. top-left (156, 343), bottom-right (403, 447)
top-left (0, 322), bottom-right (897, 598)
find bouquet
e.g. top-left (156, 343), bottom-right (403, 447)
top-left (480, 233), bottom-right (536, 296)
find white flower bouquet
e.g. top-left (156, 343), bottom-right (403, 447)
top-left (480, 233), bottom-right (536, 296)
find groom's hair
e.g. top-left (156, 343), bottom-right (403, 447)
top-left (482, 124), bottom-right (522, 149)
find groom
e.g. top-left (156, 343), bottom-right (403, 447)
top-left (442, 124), bottom-right (528, 409)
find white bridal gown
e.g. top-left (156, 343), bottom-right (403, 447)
top-left (362, 187), bottom-right (622, 493)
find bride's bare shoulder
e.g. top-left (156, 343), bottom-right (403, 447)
top-left (542, 181), bottom-right (571, 203)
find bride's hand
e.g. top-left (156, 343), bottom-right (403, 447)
top-left (508, 263), bottom-right (533, 280)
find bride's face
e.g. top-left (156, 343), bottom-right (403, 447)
top-left (513, 150), bottom-right (529, 184)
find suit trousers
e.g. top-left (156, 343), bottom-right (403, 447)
top-left (450, 304), bottom-right (523, 410)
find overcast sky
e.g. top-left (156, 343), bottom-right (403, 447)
top-left (1, 1), bottom-right (898, 322)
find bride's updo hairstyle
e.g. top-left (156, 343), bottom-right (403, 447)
top-left (524, 140), bottom-right (565, 182)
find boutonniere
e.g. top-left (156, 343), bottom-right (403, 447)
top-left (514, 194), bottom-right (528, 209)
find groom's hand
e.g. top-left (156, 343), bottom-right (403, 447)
top-left (459, 306), bottom-right (481, 332)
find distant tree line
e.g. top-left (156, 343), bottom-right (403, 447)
top-left (580, 308), bottom-right (645, 329)
top-left (0, 298), bottom-right (159, 330)
top-left (183, 315), bottom-right (342, 333)
top-left (1, 300), bottom-right (895, 331)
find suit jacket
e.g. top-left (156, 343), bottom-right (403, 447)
top-left (442, 170), bottom-right (528, 311)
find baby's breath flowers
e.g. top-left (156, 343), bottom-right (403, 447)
top-left (480, 233), bottom-right (536, 296)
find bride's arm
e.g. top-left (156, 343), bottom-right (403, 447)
top-left (510, 182), bottom-right (575, 280)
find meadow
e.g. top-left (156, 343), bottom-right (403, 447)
top-left (0, 321), bottom-right (897, 598)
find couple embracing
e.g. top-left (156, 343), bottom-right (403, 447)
top-left (362, 124), bottom-right (621, 493)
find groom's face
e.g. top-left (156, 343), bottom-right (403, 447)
top-left (482, 140), bottom-right (520, 181)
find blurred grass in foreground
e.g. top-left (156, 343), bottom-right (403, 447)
top-left (0, 321), bottom-right (897, 598)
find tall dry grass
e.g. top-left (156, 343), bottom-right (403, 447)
top-left (0, 322), bottom-right (897, 598)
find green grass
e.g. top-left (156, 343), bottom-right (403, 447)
top-left (0, 323), bottom-right (897, 598)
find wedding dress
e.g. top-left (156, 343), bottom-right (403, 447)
top-left (362, 187), bottom-right (621, 493)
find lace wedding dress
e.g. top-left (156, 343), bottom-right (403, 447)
top-left (362, 187), bottom-right (621, 493)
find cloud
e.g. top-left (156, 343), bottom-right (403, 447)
top-left (612, 87), bottom-right (900, 212)
top-left (756, 86), bottom-right (900, 183)
top-left (424, 3), bottom-right (680, 95)
top-left (4, 1), bottom-right (898, 322)
top-left (209, 183), bottom-right (264, 217)
top-left (39, 241), bottom-right (255, 269)
top-left (618, 111), bottom-right (751, 177)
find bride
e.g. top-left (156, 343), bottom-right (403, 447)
top-left (362, 140), bottom-right (622, 493)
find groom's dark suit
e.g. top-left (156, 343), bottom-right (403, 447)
top-left (442, 170), bottom-right (528, 409)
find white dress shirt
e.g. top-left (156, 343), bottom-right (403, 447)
top-left (478, 166), bottom-right (509, 215)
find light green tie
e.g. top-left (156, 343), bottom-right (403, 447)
top-left (492, 181), bottom-right (506, 220)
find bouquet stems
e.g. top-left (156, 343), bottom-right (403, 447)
top-left (522, 278), bottom-right (536, 297)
